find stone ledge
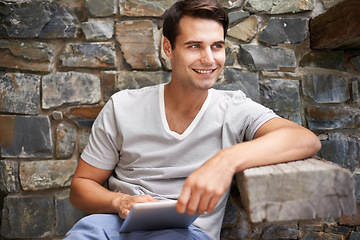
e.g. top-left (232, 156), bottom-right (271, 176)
top-left (236, 157), bottom-right (356, 223)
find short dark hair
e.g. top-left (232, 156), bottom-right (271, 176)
top-left (163, 0), bottom-right (229, 49)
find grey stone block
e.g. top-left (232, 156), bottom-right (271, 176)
top-left (259, 79), bottom-right (301, 124)
top-left (59, 42), bottom-right (116, 69)
top-left (0, 72), bottom-right (40, 115)
top-left (259, 17), bottom-right (307, 45)
top-left (0, 40), bottom-right (52, 72)
top-left (306, 105), bottom-right (360, 130)
top-left (215, 67), bottom-right (260, 103)
top-left (300, 51), bottom-right (345, 71)
top-left (246, 0), bottom-right (314, 14)
top-left (38, 2), bottom-right (81, 39)
top-left (350, 55), bottom-right (360, 72)
top-left (0, 115), bottom-right (52, 158)
top-left (238, 45), bottom-right (296, 71)
top-left (1, 195), bottom-right (55, 238)
top-left (42, 71), bottom-right (101, 109)
top-left (115, 71), bottom-right (171, 90)
top-left (19, 159), bottom-right (77, 191)
top-left (0, 1), bottom-right (50, 38)
top-left (56, 123), bottom-right (76, 158)
top-left (0, 1), bottom-right (80, 38)
top-left (86, 0), bottom-right (117, 17)
top-left (319, 133), bottom-right (359, 171)
top-left (302, 74), bottom-right (350, 103)
top-left (82, 20), bottom-right (114, 41)
top-left (0, 160), bottom-right (19, 193)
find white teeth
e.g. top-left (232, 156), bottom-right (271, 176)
top-left (194, 69), bottom-right (213, 74)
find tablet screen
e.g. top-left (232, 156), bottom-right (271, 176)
top-left (119, 201), bottom-right (199, 233)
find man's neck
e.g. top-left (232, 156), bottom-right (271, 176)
top-left (164, 82), bottom-right (209, 115)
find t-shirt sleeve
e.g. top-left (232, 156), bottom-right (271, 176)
top-left (81, 98), bottom-right (121, 170)
top-left (224, 91), bottom-right (279, 143)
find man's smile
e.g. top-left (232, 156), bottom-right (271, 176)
top-left (192, 68), bottom-right (217, 74)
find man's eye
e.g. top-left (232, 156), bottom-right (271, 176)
top-left (213, 44), bottom-right (223, 49)
top-left (190, 45), bottom-right (200, 49)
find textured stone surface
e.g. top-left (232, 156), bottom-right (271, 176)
top-left (300, 51), bottom-right (345, 71)
top-left (227, 16), bottom-right (258, 43)
top-left (238, 45), bottom-right (296, 70)
top-left (302, 74), bottom-right (350, 103)
top-left (246, 0), bottom-right (314, 14)
top-left (301, 231), bottom-right (343, 240)
top-left (82, 20), bottom-right (114, 41)
top-left (349, 231), bottom-right (360, 240)
top-left (0, 115), bottom-right (52, 158)
top-left (56, 123), bottom-right (76, 158)
top-left (318, 133), bottom-right (359, 171)
top-left (228, 10), bottom-right (250, 24)
top-left (309, 0), bottom-right (360, 50)
top-left (306, 105), bottom-right (360, 130)
top-left (0, 0), bottom-right (360, 239)
top-left (0, 1), bottom-right (80, 38)
top-left (0, 39), bottom-right (52, 71)
top-left (260, 79), bottom-right (301, 124)
top-left (86, 0), bottom-right (117, 17)
top-left (355, 171), bottom-right (360, 203)
top-left (261, 224), bottom-right (298, 239)
top-left (55, 190), bottom-right (87, 235)
top-left (0, 72), bottom-right (40, 115)
top-left (259, 18), bottom-right (307, 45)
top-left (1, 195), bottom-right (55, 238)
top-left (322, 0), bottom-right (344, 8)
top-left (66, 105), bottom-right (104, 128)
top-left (115, 71), bottom-right (171, 90)
top-left (353, 78), bottom-right (359, 103)
top-left (59, 42), bottom-right (116, 69)
top-left (116, 20), bottom-right (162, 70)
top-left (0, 160), bottom-right (19, 193)
top-left (219, 0), bottom-right (244, 8)
top-left (215, 67), bottom-right (260, 103)
top-left (237, 158), bottom-right (356, 223)
top-left (19, 160), bottom-right (77, 191)
top-left (79, 128), bottom-right (92, 153)
top-left (42, 71), bottom-right (101, 109)
top-left (119, 0), bottom-right (175, 17)
top-left (350, 55), bottom-right (360, 72)
top-left (0, 1), bottom-right (50, 38)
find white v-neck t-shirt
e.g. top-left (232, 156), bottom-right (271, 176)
top-left (81, 84), bottom-right (278, 240)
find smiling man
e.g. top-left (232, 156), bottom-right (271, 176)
top-left (65, 1), bottom-right (321, 239)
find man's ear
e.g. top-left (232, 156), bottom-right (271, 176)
top-left (163, 37), bottom-right (172, 58)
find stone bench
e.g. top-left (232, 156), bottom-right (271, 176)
top-left (235, 157), bottom-right (356, 223)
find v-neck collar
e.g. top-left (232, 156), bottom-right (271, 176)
top-left (159, 84), bottom-right (213, 141)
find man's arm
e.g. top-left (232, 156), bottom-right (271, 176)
top-left (176, 117), bottom-right (321, 216)
top-left (70, 158), bottom-right (158, 219)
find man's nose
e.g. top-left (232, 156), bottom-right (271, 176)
top-left (200, 48), bottom-right (215, 64)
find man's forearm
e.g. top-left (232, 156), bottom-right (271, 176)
top-left (224, 124), bottom-right (321, 173)
top-left (69, 177), bottom-right (124, 215)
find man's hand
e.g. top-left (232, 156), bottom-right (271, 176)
top-left (111, 194), bottom-right (158, 219)
top-left (176, 150), bottom-right (235, 216)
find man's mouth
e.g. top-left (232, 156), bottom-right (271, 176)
top-left (193, 68), bottom-right (216, 74)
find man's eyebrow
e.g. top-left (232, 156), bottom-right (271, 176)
top-left (184, 41), bottom-right (202, 45)
top-left (183, 40), bottom-right (225, 45)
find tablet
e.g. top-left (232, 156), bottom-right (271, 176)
top-left (119, 200), bottom-right (199, 233)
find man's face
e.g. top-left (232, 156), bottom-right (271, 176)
top-left (164, 16), bottom-right (226, 91)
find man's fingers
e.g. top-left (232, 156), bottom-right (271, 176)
top-left (176, 185), bottom-right (192, 214)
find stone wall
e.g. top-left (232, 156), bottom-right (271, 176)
top-left (0, 0), bottom-right (359, 239)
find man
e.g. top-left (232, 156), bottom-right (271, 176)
top-left (65, 0), bottom-right (321, 239)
